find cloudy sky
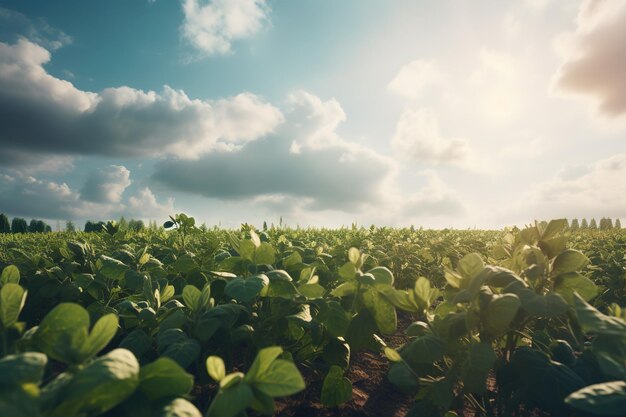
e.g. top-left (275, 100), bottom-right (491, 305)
top-left (0, 0), bottom-right (624, 229)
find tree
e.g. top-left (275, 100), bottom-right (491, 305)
top-left (0, 214), bottom-right (10, 233)
top-left (29, 219), bottom-right (46, 233)
top-left (616, 218), bottom-right (622, 229)
top-left (84, 221), bottom-right (95, 232)
top-left (66, 221), bottom-right (76, 232)
top-left (581, 218), bottom-right (588, 229)
top-left (128, 219), bottom-right (145, 232)
top-left (570, 218), bottom-right (579, 230)
top-left (11, 218), bottom-right (28, 233)
top-left (118, 216), bottom-right (128, 230)
top-left (589, 218), bottom-right (597, 229)
top-left (45, 225), bottom-right (52, 233)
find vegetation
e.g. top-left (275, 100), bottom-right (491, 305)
top-left (0, 217), bottom-right (623, 417)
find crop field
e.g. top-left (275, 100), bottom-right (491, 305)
top-left (0, 216), bottom-right (624, 417)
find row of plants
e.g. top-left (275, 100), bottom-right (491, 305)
top-left (0, 215), bottom-right (624, 416)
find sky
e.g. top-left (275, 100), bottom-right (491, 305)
top-left (0, 0), bottom-right (624, 229)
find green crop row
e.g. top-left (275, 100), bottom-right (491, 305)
top-left (0, 217), bottom-right (624, 416)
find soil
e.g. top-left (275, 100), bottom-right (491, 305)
top-left (272, 311), bottom-right (417, 417)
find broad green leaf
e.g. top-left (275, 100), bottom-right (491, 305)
top-left (255, 242), bottom-right (276, 265)
top-left (462, 342), bottom-right (497, 393)
top-left (182, 285), bottom-right (201, 311)
top-left (298, 283), bottom-right (325, 299)
top-left (348, 247), bottom-right (360, 265)
top-left (457, 253), bottom-right (484, 280)
top-left (282, 251), bottom-right (302, 268)
top-left (565, 381), bottom-right (626, 416)
top-left (252, 359), bottom-right (305, 397)
top-left (403, 334), bottom-right (447, 367)
top-left (388, 361), bottom-right (419, 393)
top-left (0, 265), bottom-right (20, 285)
top-left (330, 281), bottom-right (358, 297)
top-left (368, 266), bottom-right (394, 285)
top-left (172, 254), bottom-right (198, 274)
top-left (249, 229), bottom-right (261, 247)
top-left (538, 236), bottom-right (567, 259)
top-left (207, 381), bottom-right (253, 417)
top-left (161, 339), bottom-right (201, 368)
top-left (483, 293), bottom-right (521, 337)
top-left (245, 346), bottom-right (283, 382)
top-left (321, 366), bottom-right (352, 406)
top-left (362, 287), bottom-right (397, 335)
top-left (238, 240), bottom-right (256, 262)
top-left (384, 347), bottom-right (402, 362)
top-left (573, 294), bottom-right (626, 336)
top-left (554, 272), bottom-right (598, 304)
top-left (317, 301), bottom-right (350, 337)
top-left (153, 398), bottom-right (202, 417)
top-left (206, 356), bottom-right (226, 382)
top-left (82, 313), bottom-right (118, 360)
top-left (413, 277), bottom-right (435, 307)
top-left (34, 302), bottom-right (90, 364)
top-left (98, 255), bottom-right (128, 280)
top-left (49, 349), bottom-right (140, 417)
top-left (139, 357), bottom-right (194, 400)
top-left (224, 275), bottom-right (268, 303)
top-left (0, 352), bottom-right (47, 386)
top-left (542, 219), bottom-right (568, 240)
top-left (552, 250), bottom-right (589, 276)
top-left (338, 262), bottom-right (357, 281)
top-left (0, 283), bottom-right (26, 328)
top-left (119, 329), bottom-right (151, 359)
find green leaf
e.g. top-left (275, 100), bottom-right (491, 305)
top-left (238, 239), bottom-right (256, 262)
top-left (538, 236), bottom-right (567, 259)
top-left (552, 250), bottom-right (589, 275)
top-left (49, 349), bottom-right (140, 417)
top-left (245, 346), bottom-right (283, 382)
top-left (368, 266), bottom-right (394, 285)
top-left (457, 253), bottom-right (484, 280)
top-left (0, 265), bottom-right (20, 285)
top-left (0, 352), bottom-right (47, 386)
top-left (161, 339), bottom-right (201, 368)
top-left (554, 272), bottom-right (598, 304)
top-left (206, 356), bottom-right (226, 382)
top-left (255, 242), bottom-right (276, 265)
top-left (0, 283), bottom-right (26, 328)
top-left (413, 277), bottom-right (435, 307)
top-left (224, 275), bottom-right (268, 303)
top-left (153, 398), bottom-right (202, 417)
top-left (462, 342), bottom-right (497, 393)
top-left (330, 281), bottom-right (358, 297)
top-left (139, 357), bottom-right (194, 400)
top-left (542, 219), bottom-right (568, 240)
top-left (483, 294), bottom-right (521, 337)
top-left (182, 285), bottom-right (201, 311)
top-left (317, 301), bottom-right (350, 337)
top-left (172, 254), bottom-right (198, 274)
top-left (207, 381), bottom-right (253, 417)
top-left (34, 302), bottom-right (90, 364)
top-left (321, 366), bottom-right (352, 406)
top-left (82, 313), bottom-right (118, 359)
top-left (388, 361), bottom-right (418, 393)
top-left (403, 334), bottom-right (447, 367)
top-left (362, 287), bottom-right (397, 335)
top-left (565, 381), bottom-right (626, 416)
top-left (348, 247), bottom-right (360, 265)
top-left (98, 255), bottom-right (129, 280)
top-left (252, 359), bottom-right (305, 397)
top-left (573, 293), bottom-right (626, 336)
top-left (338, 262), bottom-right (357, 281)
top-left (298, 283), bottom-right (325, 299)
top-left (384, 347), bottom-right (402, 362)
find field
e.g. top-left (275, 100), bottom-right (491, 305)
top-left (0, 217), bottom-right (624, 417)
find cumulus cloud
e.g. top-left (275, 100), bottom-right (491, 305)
top-left (400, 171), bottom-right (466, 218)
top-left (80, 165), bottom-right (132, 204)
top-left (152, 91), bottom-right (397, 211)
top-left (181, 0), bottom-right (269, 56)
top-left (0, 171), bottom-right (174, 222)
top-left (391, 108), bottom-right (470, 166)
top-left (0, 39), bottom-right (284, 165)
top-left (387, 59), bottom-right (444, 100)
top-left (553, 0), bottom-right (626, 118)
top-left (510, 153), bottom-right (626, 221)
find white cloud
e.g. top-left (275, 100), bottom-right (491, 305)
top-left (80, 165), bottom-right (132, 204)
top-left (387, 59), bottom-right (444, 100)
top-left (509, 153), bottom-right (626, 221)
top-left (553, 0), bottom-right (626, 119)
top-left (181, 0), bottom-right (269, 56)
top-left (0, 39), bottom-right (284, 164)
top-left (128, 188), bottom-right (175, 220)
top-left (399, 171), bottom-right (466, 218)
top-left (524, 0), bottom-right (552, 12)
top-left (498, 130), bottom-right (548, 160)
top-left (391, 108), bottom-right (470, 166)
top-left (470, 48), bottom-right (523, 124)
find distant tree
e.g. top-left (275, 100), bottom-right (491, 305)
top-left (45, 225), bottom-right (52, 233)
top-left (29, 219), bottom-right (47, 233)
top-left (589, 218), bottom-right (597, 229)
top-left (11, 218), bottom-right (28, 233)
top-left (581, 218), bottom-right (588, 229)
top-left (263, 221), bottom-right (268, 231)
top-left (607, 218), bottom-right (614, 229)
top-left (0, 214), bottom-right (10, 233)
top-left (128, 219), bottom-right (145, 232)
top-left (66, 221), bottom-right (76, 232)
top-left (84, 221), bottom-right (95, 232)
top-left (118, 216), bottom-right (128, 230)
top-left (570, 218), bottom-right (579, 230)
top-left (616, 218), bottom-right (622, 229)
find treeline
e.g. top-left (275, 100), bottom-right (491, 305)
top-left (83, 217), bottom-right (160, 232)
top-left (568, 217), bottom-right (621, 230)
top-left (0, 214), bottom-right (52, 233)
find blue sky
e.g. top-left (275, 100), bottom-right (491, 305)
top-left (0, 0), bottom-right (624, 229)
